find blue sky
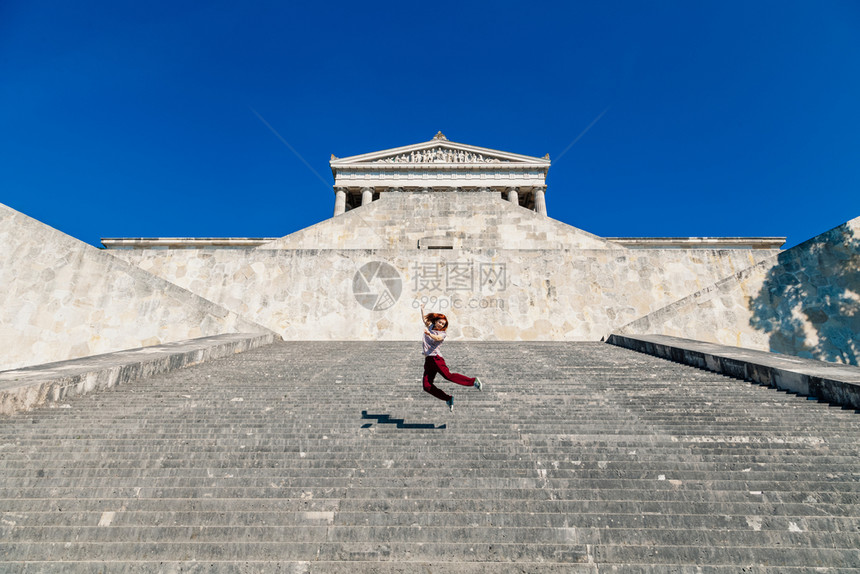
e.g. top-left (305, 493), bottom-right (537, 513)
top-left (1, 1), bottom-right (858, 249)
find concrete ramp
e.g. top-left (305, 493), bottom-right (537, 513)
top-left (2, 341), bottom-right (858, 571)
top-left (617, 215), bottom-right (860, 365)
top-left (0, 203), bottom-right (273, 371)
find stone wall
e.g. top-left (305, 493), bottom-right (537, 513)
top-left (617, 216), bottom-right (860, 365)
top-left (0, 203), bottom-right (273, 371)
top-left (105, 191), bottom-right (776, 343)
top-left (111, 246), bottom-right (773, 342)
top-left (17, 187), bottom-right (846, 372)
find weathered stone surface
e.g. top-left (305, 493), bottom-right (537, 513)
top-left (619, 216), bottom-right (860, 365)
top-left (0, 203), bottom-right (274, 371)
top-left (2, 341), bottom-right (859, 570)
top-left (112, 244), bottom-right (772, 342)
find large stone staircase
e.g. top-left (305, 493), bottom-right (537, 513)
top-left (2, 342), bottom-right (859, 572)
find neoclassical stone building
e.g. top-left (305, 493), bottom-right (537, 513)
top-left (102, 134), bottom-right (789, 341)
top-left (330, 131), bottom-right (551, 216)
top-left (1, 133), bottom-right (856, 371)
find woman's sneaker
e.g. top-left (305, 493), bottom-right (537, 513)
top-left (474, 377), bottom-right (484, 391)
top-left (446, 397), bottom-right (454, 412)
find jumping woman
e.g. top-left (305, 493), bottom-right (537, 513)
top-left (420, 303), bottom-right (483, 412)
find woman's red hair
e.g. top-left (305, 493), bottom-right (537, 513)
top-left (425, 312), bottom-right (448, 331)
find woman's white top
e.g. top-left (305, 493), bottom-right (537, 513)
top-left (422, 329), bottom-right (446, 357)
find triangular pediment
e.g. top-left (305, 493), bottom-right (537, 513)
top-left (330, 133), bottom-right (550, 169)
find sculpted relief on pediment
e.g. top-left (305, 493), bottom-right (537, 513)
top-left (372, 147), bottom-right (510, 165)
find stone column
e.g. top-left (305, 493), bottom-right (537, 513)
top-left (533, 186), bottom-right (547, 216)
top-left (361, 187), bottom-right (374, 206)
top-left (506, 187), bottom-right (519, 205)
top-left (333, 188), bottom-right (347, 217)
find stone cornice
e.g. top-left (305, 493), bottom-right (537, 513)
top-left (101, 238), bottom-right (279, 249)
top-left (605, 237), bottom-right (786, 250)
top-left (333, 163), bottom-right (549, 171)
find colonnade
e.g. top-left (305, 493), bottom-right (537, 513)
top-left (333, 186), bottom-right (547, 217)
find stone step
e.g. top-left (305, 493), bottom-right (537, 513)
top-left (3, 496), bottom-right (857, 519)
top-left (1, 541), bottom-right (590, 563)
top-left (28, 416), bottom-right (852, 426)
top-left (4, 509), bottom-right (859, 533)
top-left (1, 455), bottom-right (858, 470)
top-left (3, 489), bottom-right (859, 509)
top-left (21, 404), bottom-right (796, 416)
top-left (8, 433), bottom-right (856, 444)
top-left (8, 446), bottom-right (856, 458)
top-left (2, 464), bottom-right (856, 480)
top-left (3, 541), bottom-right (858, 567)
top-left (0, 562), bottom-right (597, 574)
top-left (3, 430), bottom-right (855, 447)
top-left (594, 545), bottom-right (860, 568)
top-left (15, 402), bottom-right (852, 413)
top-left (3, 473), bottom-right (860, 491)
top-left (12, 420), bottom-right (860, 431)
top-left (17, 407), bottom-right (850, 420)
top-left (3, 524), bottom-right (856, 549)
